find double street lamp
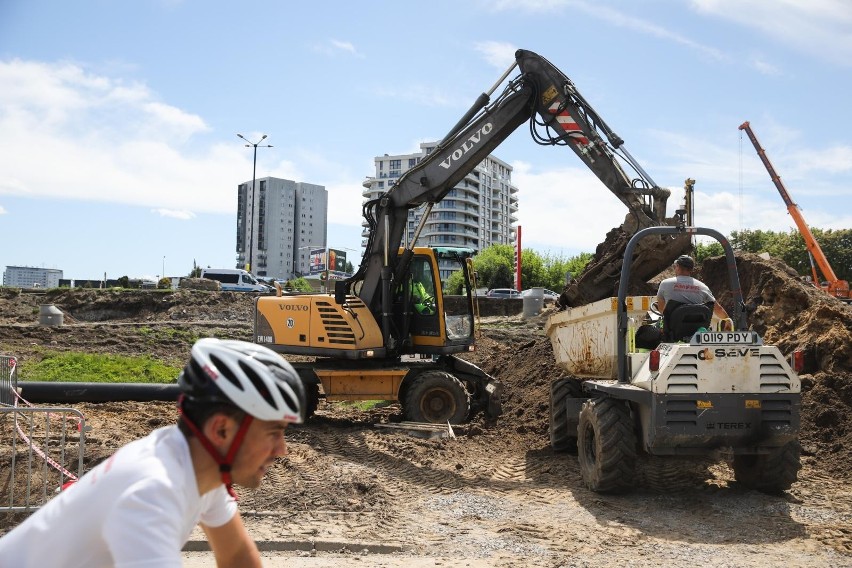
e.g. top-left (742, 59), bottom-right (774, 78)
top-left (237, 133), bottom-right (273, 272)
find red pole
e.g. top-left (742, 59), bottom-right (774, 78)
top-left (515, 226), bottom-right (522, 290)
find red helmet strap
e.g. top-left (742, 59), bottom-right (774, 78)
top-left (177, 395), bottom-right (255, 499)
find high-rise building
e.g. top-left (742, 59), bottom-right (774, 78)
top-left (361, 142), bottom-right (518, 280)
top-left (236, 177), bottom-right (328, 280)
top-left (3, 266), bottom-right (63, 288)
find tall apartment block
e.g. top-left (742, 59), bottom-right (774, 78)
top-left (361, 142), bottom-right (518, 280)
top-left (3, 266), bottom-right (63, 288)
top-left (236, 177), bottom-right (328, 280)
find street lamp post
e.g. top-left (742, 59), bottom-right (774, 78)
top-left (237, 133), bottom-right (273, 273)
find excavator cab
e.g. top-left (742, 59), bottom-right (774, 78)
top-left (395, 247), bottom-right (475, 352)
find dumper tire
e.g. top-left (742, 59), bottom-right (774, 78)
top-left (550, 377), bottom-right (583, 453)
top-left (577, 398), bottom-right (637, 493)
top-left (732, 441), bottom-right (801, 494)
top-left (404, 371), bottom-right (471, 425)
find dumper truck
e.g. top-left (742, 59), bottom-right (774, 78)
top-left (546, 220), bottom-right (803, 493)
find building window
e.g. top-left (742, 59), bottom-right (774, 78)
top-left (389, 159), bottom-right (401, 169)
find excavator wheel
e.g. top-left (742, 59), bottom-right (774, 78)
top-left (303, 382), bottom-right (320, 420)
top-left (732, 441), bottom-right (801, 494)
top-left (549, 377), bottom-right (583, 453)
top-left (577, 398), bottom-right (637, 493)
top-left (404, 371), bottom-right (470, 424)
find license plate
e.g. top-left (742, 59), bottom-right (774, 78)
top-left (694, 331), bottom-right (758, 345)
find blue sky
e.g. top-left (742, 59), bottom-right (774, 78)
top-left (1, 0), bottom-right (850, 281)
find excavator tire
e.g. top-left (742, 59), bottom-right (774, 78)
top-left (732, 441), bottom-right (801, 494)
top-left (550, 377), bottom-right (583, 453)
top-left (404, 371), bottom-right (470, 424)
top-left (577, 398), bottom-right (637, 493)
top-left (303, 382), bottom-right (320, 420)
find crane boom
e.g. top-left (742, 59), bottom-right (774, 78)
top-left (739, 121), bottom-right (849, 300)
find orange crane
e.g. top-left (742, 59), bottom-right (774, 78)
top-left (739, 121), bottom-right (851, 303)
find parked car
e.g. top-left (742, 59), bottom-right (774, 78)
top-left (486, 288), bottom-right (521, 298)
top-left (521, 288), bottom-right (561, 301)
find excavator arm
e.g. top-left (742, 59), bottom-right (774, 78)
top-left (344, 49), bottom-right (683, 333)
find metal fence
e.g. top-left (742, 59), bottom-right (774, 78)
top-left (1, 404), bottom-right (87, 516)
top-left (0, 356), bottom-right (16, 406)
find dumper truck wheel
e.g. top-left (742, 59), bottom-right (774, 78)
top-left (404, 371), bottom-right (470, 424)
top-left (550, 377), bottom-right (583, 453)
top-left (577, 398), bottom-right (637, 493)
top-left (733, 441), bottom-right (801, 494)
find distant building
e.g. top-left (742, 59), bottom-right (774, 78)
top-left (236, 177), bottom-right (328, 280)
top-left (3, 266), bottom-right (63, 288)
top-left (362, 142), bottom-right (518, 281)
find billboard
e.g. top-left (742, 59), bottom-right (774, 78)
top-left (328, 248), bottom-right (347, 274)
top-left (308, 248), bottom-right (326, 275)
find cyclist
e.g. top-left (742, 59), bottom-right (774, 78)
top-left (0, 338), bottom-right (306, 568)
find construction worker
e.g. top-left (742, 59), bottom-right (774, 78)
top-left (411, 261), bottom-right (436, 316)
top-left (656, 255), bottom-right (715, 312)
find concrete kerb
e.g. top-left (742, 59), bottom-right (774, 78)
top-left (183, 539), bottom-right (407, 554)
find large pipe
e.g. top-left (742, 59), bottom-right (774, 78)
top-left (18, 382), bottom-right (180, 404)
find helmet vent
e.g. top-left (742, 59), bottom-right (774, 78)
top-left (210, 354), bottom-right (245, 391)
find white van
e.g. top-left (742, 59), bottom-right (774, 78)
top-left (200, 268), bottom-right (271, 293)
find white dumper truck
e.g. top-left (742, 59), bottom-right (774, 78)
top-left (546, 223), bottom-right (803, 494)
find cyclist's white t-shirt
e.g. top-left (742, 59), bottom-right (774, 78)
top-left (0, 425), bottom-right (237, 568)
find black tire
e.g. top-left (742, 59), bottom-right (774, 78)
top-left (550, 377), bottom-right (583, 453)
top-left (732, 441), bottom-right (801, 494)
top-left (404, 371), bottom-right (470, 424)
top-left (303, 382), bottom-right (320, 420)
top-left (577, 398), bottom-right (637, 493)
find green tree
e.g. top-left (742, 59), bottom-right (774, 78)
top-left (117, 276), bottom-right (130, 289)
top-left (158, 277), bottom-right (171, 289)
top-left (188, 260), bottom-right (201, 278)
top-left (694, 241), bottom-right (724, 263)
top-left (290, 277), bottom-right (314, 292)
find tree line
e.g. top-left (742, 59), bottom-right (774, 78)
top-left (445, 227), bottom-right (851, 294)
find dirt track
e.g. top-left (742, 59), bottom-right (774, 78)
top-left (1, 255), bottom-right (851, 566)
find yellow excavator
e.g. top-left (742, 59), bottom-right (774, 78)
top-left (255, 49), bottom-right (686, 423)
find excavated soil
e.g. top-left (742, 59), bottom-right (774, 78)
top-left (1, 254), bottom-right (851, 566)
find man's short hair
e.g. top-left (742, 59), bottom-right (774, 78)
top-left (675, 255), bottom-right (695, 270)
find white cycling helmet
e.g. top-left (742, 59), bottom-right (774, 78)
top-left (179, 338), bottom-right (305, 423)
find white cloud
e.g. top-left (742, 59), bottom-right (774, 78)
top-left (487, 0), bottom-right (727, 61)
top-left (0, 205), bottom-right (6, 215)
top-left (474, 41), bottom-right (518, 69)
top-left (0, 59), bottom-right (252, 214)
top-left (512, 161), bottom-right (630, 253)
top-left (312, 39), bottom-right (364, 58)
top-left (152, 209), bottom-right (196, 220)
top-left (690, 0), bottom-right (852, 66)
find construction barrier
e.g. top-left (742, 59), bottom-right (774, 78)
top-left (0, 406), bottom-right (87, 515)
top-left (0, 356), bottom-right (16, 406)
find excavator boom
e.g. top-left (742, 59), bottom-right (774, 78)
top-left (348, 49), bottom-right (684, 320)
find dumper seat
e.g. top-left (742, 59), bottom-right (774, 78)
top-left (663, 301), bottom-right (713, 342)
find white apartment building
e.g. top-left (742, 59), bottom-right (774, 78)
top-left (362, 142), bottom-right (518, 280)
top-left (236, 177), bottom-right (328, 280)
top-left (3, 266), bottom-right (63, 288)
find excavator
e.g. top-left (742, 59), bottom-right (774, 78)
top-left (254, 49), bottom-right (690, 423)
top-left (739, 121), bottom-right (851, 303)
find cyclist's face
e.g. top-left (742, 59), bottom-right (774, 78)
top-left (231, 418), bottom-right (290, 489)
